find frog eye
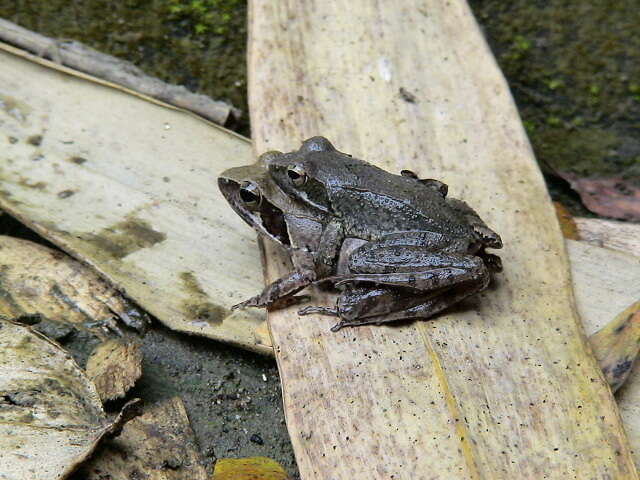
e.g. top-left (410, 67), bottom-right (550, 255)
top-left (239, 181), bottom-right (262, 209)
top-left (287, 164), bottom-right (308, 187)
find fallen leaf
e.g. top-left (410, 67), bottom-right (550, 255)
top-left (213, 457), bottom-right (290, 480)
top-left (0, 318), bottom-right (128, 479)
top-left (590, 301), bottom-right (640, 393)
top-left (79, 397), bottom-right (208, 480)
top-left (86, 339), bottom-right (143, 402)
top-left (561, 174), bottom-right (640, 221)
top-left (0, 235), bottom-right (149, 338)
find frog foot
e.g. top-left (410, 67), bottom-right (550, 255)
top-left (231, 296), bottom-right (261, 310)
top-left (298, 305), bottom-right (338, 317)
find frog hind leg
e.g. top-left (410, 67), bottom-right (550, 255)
top-left (327, 277), bottom-right (488, 331)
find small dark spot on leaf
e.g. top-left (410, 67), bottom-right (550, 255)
top-left (80, 216), bottom-right (166, 259)
top-left (399, 87), bottom-right (417, 103)
top-left (8, 136), bottom-right (18, 144)
top-left (162, 176), bottom-right (170, 182)
top-left (70, 156), bottom-right (87, 165)
top-left (26, 135), bottom-right (43, 146)
top-left (57, 190), bottom-right (75, 199)
top-left (179, 272), bottom-right (228, 325)
top-left (613, 358), bottom-right (633, 379)
top-left (18, 178), bottom-right (46, 190)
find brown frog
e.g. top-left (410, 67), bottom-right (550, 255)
top-left (219, 137), bottom-right (502, 331)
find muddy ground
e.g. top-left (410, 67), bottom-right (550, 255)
top-left (0, 1), bottom-right (638, 478)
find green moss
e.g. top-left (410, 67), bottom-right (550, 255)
top-left (470, 0), bottom-right (640, 184)
top-left (0, 0), bottom-right (249, 133)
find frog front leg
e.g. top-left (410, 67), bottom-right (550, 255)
top-left (232, 269), bottom-right (316, 310)
top-left (232, 247), bottom-right (317, 310)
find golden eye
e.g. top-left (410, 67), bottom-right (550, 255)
top-left (287, 164), bottom-right (308, 187)
top-left (239, 181), bottom-right (262, 209)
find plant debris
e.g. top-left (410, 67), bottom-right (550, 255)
top-left (86, 339), bottom-right (143, 402)
top-left (78, 397), bottom-right (208, 480)
top-left (590, 301), bottom-right (640, 393)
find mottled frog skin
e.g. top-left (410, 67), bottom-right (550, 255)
top-left (218, 137), bottom-right (502, 331)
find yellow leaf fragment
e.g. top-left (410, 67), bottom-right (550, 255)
top-left (590, 301), bottom-right (640, 392)
top-left (553, 201), bottom-right (580, 240)
top-left (80, 397), bottom-right (207, 480)
top-left (213, 457), bottom-right (290, 480)
top-left (86, 339), bottom-right (143, 402)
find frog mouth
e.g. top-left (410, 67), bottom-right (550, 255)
top-left (218, 178), bottom-right (291, 247)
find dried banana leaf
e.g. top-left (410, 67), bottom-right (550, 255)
top-left (0, 43), bottom-right (270, 354)
top-left (0, 319), bottom-right (129, 479)
top-left (247, 1), bottom-right (636, 477)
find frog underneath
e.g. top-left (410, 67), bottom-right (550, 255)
top-left (218, 137), bottom-right (502, 331)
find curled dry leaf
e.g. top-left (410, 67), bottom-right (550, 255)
top-left (590, 301), bottom-right (640, 393)
top-left (79, 397), bottom-right (207, 480)
top-left (213, 457), bottom-right (290, 480)
top-left (0, 318), bottom-right (127, 480)
top-left (0, 235), bottom-right (148, 338)
top-left (86, 339), bottom-right (143, 402)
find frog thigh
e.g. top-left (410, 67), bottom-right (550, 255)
top-left (333, 260), bottom-right (488, 293)
top-left (334, 286), bottom-right (434, 321)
